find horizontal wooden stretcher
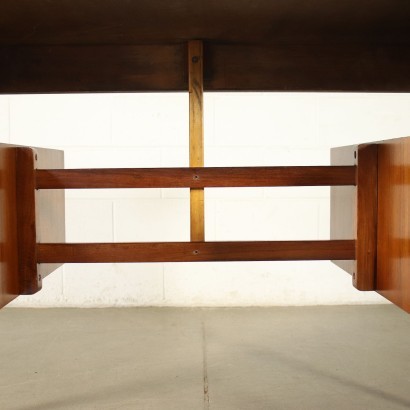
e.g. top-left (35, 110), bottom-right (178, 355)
top-left (0, 138), bottom-right (409, 312)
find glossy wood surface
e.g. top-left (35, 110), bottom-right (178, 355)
top-left (0, 146), bottom-right (19, 308)
top-left (356, 144), bottom-right (378, 290)
top-left (15, 147), bottom-right (39, 294)
top-left (189, 41), bottom-right (204, 242)
top-left (377, 137), bottom-right (410, 312)
top-left (330, 144), bottom-right (378, 290)
top-left (37, 240), bottom-right (355, 264)
top-left (0, 143), bottom-right (65, 308)
top-left (0, 144), bottom-right (38, 303)
top-left (36, 166), bottom-right (356, 189)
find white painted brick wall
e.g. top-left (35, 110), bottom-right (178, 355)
top-left (2, 92), bottom-right (410, 307)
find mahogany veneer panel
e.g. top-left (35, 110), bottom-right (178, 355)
top-left (36, 166), bottom-right (355, 189)
top-left (0, 144), bottom-right (37, 306)
top-left (377, 137), bottom-right (410, 312)
top-left (330, 144), bottom-right (378, 291)
top-left (15, 148), bottom-right (38, 294)
top-left (37, 241), bottom-right (355, 264)
top-left (0, 144), bottom-right (64, 308)
top-left (0, 146), bottom-right (20, 307)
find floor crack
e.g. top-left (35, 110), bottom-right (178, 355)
top-left (202, 318), bottom-right (210, 410)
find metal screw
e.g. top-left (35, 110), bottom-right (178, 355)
top-left (193, 175), bottom-right (199, 180)
top-left (193, 250), bottom-right (199, 255)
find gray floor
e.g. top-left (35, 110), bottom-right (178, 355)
top-left (0, 306), bottom-right (409, 410)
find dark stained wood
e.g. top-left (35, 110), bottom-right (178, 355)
top-left (189, 40), bottom-right (205, 242)
top-left (205, 44), bottom-right (410, 92)
top-left (377, 137), bottom-right (410, 313)
top-left (1, 0), bottom-right (409, 46)
top-left (356, 144), bottom-right (378, 290)
top-left (0, 144), bottom-right (38, 301)
top-left (37, 240), bottom-right (355, 264)
top-left (2, 44), bottom-right (410, 93)
top-left (0, 45), bottom-right (187, 93)
top-left (330, 144), bottom-right (378, 291)
top-left (16, 146), bottom-right (65, 292)
top-left (1, 1), bottom-right (410, 93)
top-left (15, 147), bottom-right (39, 294)
top-left (0, 145), bottom-right (20, 308)
top-left (0, 143), bottom-right (65, 308)
top-left (36, 166), bottom-right (356, 189)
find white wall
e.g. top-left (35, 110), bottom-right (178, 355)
top-left (2, 92), bottom-right (410, 307)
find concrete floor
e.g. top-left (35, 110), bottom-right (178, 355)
top-left (0, 306), bottom-right (409, 410)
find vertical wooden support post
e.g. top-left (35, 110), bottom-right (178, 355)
top-left (189, 40), bottom-right (204, 241)
top-left (330, 144), bottom-right (378, 291)
top-left (377, 137), bottom-right (410, 312)
top-left (0, 143), bottom-right (65, 309)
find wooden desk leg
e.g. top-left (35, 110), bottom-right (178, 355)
top-left (331, 144), bottom-right (378, 291)
top-left (0, 143), bottom-right (65, 308)
top-left (377, 137), bottom-right (410, 313)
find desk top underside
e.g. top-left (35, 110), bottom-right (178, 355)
top-left (1, 0), bottom-right (410, 93)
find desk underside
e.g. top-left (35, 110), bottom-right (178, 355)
top-left (1, 0), bottom-right (410, 93)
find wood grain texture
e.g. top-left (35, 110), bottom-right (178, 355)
top-left (15, 147), bottom-right (39, 294)
top-left (330, 144), bottom-right (378, 290)
top-left (377, 137), bottom-right (410, 312)
top-left (189, 41), bottom-right (204, 242)
top-left (0, 144), bottom-right (39, 300)
top-left (37, 240), bottom-right (355, 264)
top-left (0, 45), bottom-right (187, 93)
top-left (36, 166), bottom-right (356, 189)
top-left (0, 143), bottom-right (65, 308)
top-left (356, 144), bottom-right (378, 290)
top-left (205, 44), bottom-right (410, 92)
top-left (1, 0), bottom-right (409, 46)
top-left (2, 44), bottom-right (410, 93)
top-left (2, 1), bottom-right (410, 93)
top-left (0, 145), bottom-right (19, 308)
top-left (17, 146), bottom-right (65, 290)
